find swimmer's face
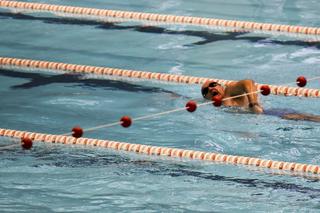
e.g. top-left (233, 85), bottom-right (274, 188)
top-left (201, 80), bottom-right (225, 100)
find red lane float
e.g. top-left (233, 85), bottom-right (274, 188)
top-left (212, 95), bottom-right (223, 107)
top-left (296, 76), bottom-right (307, 87)
top-left (260, 85), bottom-right (271, 96)
top-left (120, 116), bottom-right (132, 128)
top-left (186, 100), bottom-right (197, 112)
top-left (72, 126), bottom-right (83, 138)
top-left (21, 137), bottom-right (33, 149)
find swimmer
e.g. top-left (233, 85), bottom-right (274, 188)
top-left (201, 79), bottom-right (320, 122)
top-left (201, 79), bottom-right (264, 113)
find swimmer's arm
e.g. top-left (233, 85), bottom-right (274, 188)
top-left (281, 113), bottom-right (320, 122)
top-left (236, 80), bottom-right (264, 114)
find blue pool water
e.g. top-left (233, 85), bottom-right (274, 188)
top-left (1, 0), bottom-right (320, 211)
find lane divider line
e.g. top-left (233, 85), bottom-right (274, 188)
top-left (0, 56), bottom-right (319, 97)
top-left (0, 127), bottom-right (319, 176)
top-left (1, 1), bottom-right (320, 38)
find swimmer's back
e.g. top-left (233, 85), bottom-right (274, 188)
top-left (264, 108), bottom-right (320, 122)
top-left (264, 108), bottom-right (299, 118)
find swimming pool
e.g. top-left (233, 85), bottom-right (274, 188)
top-left (1, 0), bottom-right (320, 211)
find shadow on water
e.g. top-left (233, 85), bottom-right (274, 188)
top-left (1, 12), bottom-right (320, 48)
top-left (25, 148), bottom-right (320, 198)
top-left (0, 68), bottom-right (181, 96)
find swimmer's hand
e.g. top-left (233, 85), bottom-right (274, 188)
top-left (249, 103), bottom-right (264, 114)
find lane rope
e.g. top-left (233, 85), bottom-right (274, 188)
top-left (1, 56), bottom-right (319, 97)
top-left (1, 1), bottom-right (320, 39)
top-left (0, 128), bottom-right (319, 176)
top-left (65, 90), bottom-right (270, 134)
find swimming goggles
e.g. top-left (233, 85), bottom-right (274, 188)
top-left (201, 82), bottom-right (220, 97)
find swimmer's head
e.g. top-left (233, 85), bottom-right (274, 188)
top-left (201, 80), bottom-right (225, 100)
